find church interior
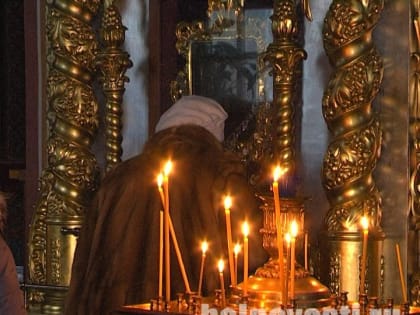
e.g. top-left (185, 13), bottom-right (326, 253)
top-left (0, 0), bottom-right (418, 314)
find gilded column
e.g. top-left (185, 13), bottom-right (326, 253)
top-left (409, 0), bottom-right (420, 305)
top-left (229, 0), bottom-right (334, 309)
top-left (27, 0), bottom-right (100, 313)
top-left (96, 3), bottom-right (132, 172)
top-left (255, 0), bottom-right (309, 286)
top-left (321, 0), bottom-right (385, 301)
top-left (263, 0), bottom-right (308, 191)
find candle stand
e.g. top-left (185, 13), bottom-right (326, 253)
top-left (228, 195), bottom-right (331, 309)
top-left (116, 293), bottom-right (414, 315)
top-left (116, 197), bottom-right (416, 315)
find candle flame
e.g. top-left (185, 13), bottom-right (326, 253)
top-left (242, 221), bottom-right (250, 237)
top-left (201, 241), bottom-right (208, 254)
top-left (218, 259), bottom-right (225, 273)
top-left (285, 232), bottom-right (291, 244)
top-left (224, 196), bottom-right (232, 210)
top-left (163, 160), bottom-right (172, 176)
top-left (234, 243), bottom-right (241, 256)
top-left (290, 220), bottom-right (299, 238)
top-left (157, 173), bottom-right (163, 188)
top-left (273, 165), bottom-right (285, 182)
top-left (360, 216), bottom-right (369, 231)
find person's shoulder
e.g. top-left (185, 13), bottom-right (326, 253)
top-left (97, 152), bottom-right (160, 195)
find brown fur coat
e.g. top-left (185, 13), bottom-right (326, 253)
top-left (64, 125), bottom-right (266, 315)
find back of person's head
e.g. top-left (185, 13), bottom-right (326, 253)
top-left (155, 95), bottom-right (228, 142)
top-left (0, 192), bottom-right (6, 236)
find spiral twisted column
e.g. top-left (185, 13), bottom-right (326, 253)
top-left (96, 3), bottom-right (132, 172)
top-left (321, 0), bottom-right (385, 301)
top-left (256, 0), bottom-right (308, 287)
top-left (409, 0), bottom-right (420, 304)
top-left (263, 0), bottom-right (307, 190)
top-left (27, 0), bottom-right (100, 313)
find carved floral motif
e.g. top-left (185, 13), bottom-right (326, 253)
top-left (28, 2), bottom-right (100, 310)
top-left (322, 0), bottom-right (384, 231)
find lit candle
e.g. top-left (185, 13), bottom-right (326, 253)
top-left (304, 231), bottom-right (308, 271)
top-left (272, 165), bottom-right (285, 303)
top-left (157, 173), bottom-right (165, 207)
top-left (395, 243), bottom-right (408, 303)
top-left (218, 259), bottom-right (226, 307)
top-left (224, 196), bottom-right (235, 286)
top-left (157, 172), bottom-right (166, 298)
top-left (169, 215), bottom-right (191, 293)
top-left (290, 221), bottom-right (299, 301)
top-left (272, 165), bottom-right (282, 217)
top-left (159, 210), bottom-right (163, 297)
top-left (198, 241), bottom-right (208, 296)
top-left (285, 232), bottom-right (291, 304)
top-left (234, 243), bottom-right (241, 287)
top-left (359, 216), bottom-right (369, 296)
top-left (242, 222), bottom-right (249, 296)
top-left (163, 160), bottom-right (172, 302)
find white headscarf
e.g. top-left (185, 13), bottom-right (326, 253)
top-left (155, 95), bottom-right (228, 142)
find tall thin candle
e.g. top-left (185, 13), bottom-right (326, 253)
top-left (304, 231), bottom-right (308, 271)
top-left (157, 173), bottom-right (165, 206)
top-left (159, 210), bottom-right (163, 297)
top-left (359, 216), bottom-right (369, 296)
top-left (396, 243), bottom-right (408, 303)
top-left (272, 166), bottom-right (285, 304)
top-left (242, 222), bottom-right (249, 296)
top-left (224, 196), bottom-right (235, 286)
top-left (169, 215), bottom-right (191, 293)
top-left (234, 243), bottom-right (241, 287)
top-left (285, 232), bottom-right (291, 304)
top-left (163, 160), bottom-right (172, 302)
top-left (290, 221), bottom-right (299, 300)
top-left (218, 259), bottom-right (226, 307)
top-left (198, 241), bottom-right (208, 296)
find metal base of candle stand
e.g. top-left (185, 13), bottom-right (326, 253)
top-left (319, 228), bottom-right (385, 302)
top-left (228, 195), bottom-right (331, 309)
top-left (113, 301), bottom-right (420, 315)
top-left (229, 262), bottom-right (331, 309)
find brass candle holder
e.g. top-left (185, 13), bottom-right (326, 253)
top-left (230, 195), bottom-right (331, 309)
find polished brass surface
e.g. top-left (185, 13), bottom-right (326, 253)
top-left (27, 0), bottom-right (101, 312)
top-left (230, 272), bottom-right (331, 309)
top-left (320, 0), bottom-right (385, 301)
top-left (231, 195), bottom-right (331, 308)
top-left (322, 0), bottom-right (384, 232)
top-left (257, 196), bottom-right (305, 260)
top-left (320, 229), bottom-right (385, 302)
top-left (259, 0), bottom-right (309, 189)
top-left (96, 3), bottom-right (132, 172)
